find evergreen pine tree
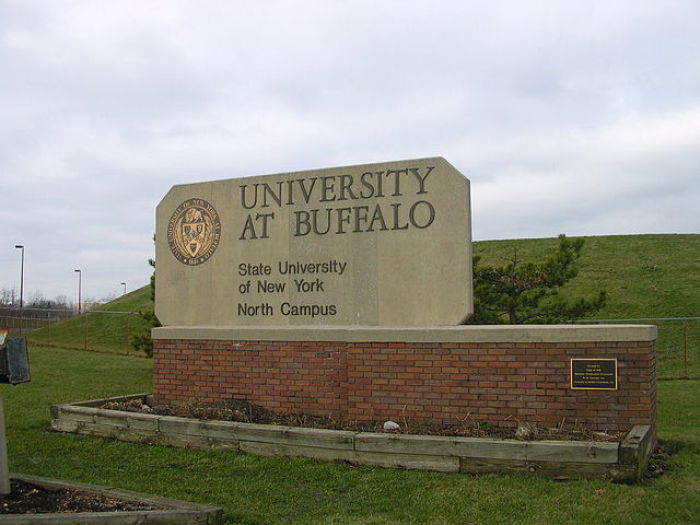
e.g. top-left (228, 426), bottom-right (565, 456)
top-left (467, 234), bottom-right (606, 324)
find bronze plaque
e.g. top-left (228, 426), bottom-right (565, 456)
top-left (570, 358), bottom-right (618, 390)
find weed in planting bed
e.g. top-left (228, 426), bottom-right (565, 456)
top-left (101, 398), bottom-right (626, 442)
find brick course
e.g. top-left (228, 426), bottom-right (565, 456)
top-left (153, 338), bottom-right (656, 433)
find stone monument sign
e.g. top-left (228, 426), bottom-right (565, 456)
top-left (155, 157), bottom-right (472, 326)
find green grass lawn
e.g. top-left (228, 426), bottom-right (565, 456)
top-left (4, 344), bottom-right (700, 524)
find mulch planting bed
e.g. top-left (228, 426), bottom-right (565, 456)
top-left (0, 479), bottom-right (162, 515)
top-left (101, 398), bottom-right (626, 442)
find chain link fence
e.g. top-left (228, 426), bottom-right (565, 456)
top-left (0, 306), bottom-right (74, 332)
top-left (21, 310), bottom-right (147, 355)
top-left (5, 310), bottom-right (698, 372)
top-left (576, 317), bottom-right (699, 379)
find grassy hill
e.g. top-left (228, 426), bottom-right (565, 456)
top-left (26, 233), bottom-right (699, 376)
top-left (95, 287), bottom-right (153, 313)
top-left (27, 287), bottom-right (152, 355)
top-left (473, 234), bottom-right (700, 319)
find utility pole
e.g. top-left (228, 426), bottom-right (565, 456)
top-left (74, 269), bottom-right (82, 315)
top-left (14, 245), bottom-right (24, 335)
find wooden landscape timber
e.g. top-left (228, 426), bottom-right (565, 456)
top-left (0, 473), bottom-right (223, 524)
top-left (51, 394), bottom-right (654, 483)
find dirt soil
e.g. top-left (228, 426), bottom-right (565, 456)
top-left (0, 479), bottom-right (162, 515)
top-left (101, 398), bottom-right (626, 442)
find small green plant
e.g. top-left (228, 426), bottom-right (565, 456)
top-left (130, 258), bottom-right (160, 357)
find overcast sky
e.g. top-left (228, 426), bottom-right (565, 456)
top-left (1, 0), bottom-right (698, 304)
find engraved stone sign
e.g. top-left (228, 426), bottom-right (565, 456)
top-left (155, 157), bottom-right (472, 326)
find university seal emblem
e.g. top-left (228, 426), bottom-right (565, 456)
top-left (167, 199), bottom-right (221, 266)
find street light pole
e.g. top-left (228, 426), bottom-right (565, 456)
top-left (74, 269), bottom-right (82, 315)
top-left (14, 245), bottom-right (24, 334)
top-left (120, 282), bottom-right (127, 295)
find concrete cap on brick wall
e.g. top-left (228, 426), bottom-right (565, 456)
top-left (152, 324), bottom-right (657, 343)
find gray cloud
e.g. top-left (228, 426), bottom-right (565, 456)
top-left (1, 0), bottom-right (698, 301)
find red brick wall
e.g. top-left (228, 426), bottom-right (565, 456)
top-left (153, 339), bottom-right (655, 433)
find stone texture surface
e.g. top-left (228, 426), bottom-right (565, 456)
top-left (152, 324), bottom-right (657, 343)
top-left (155, 157), bottom-right (472, 327)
